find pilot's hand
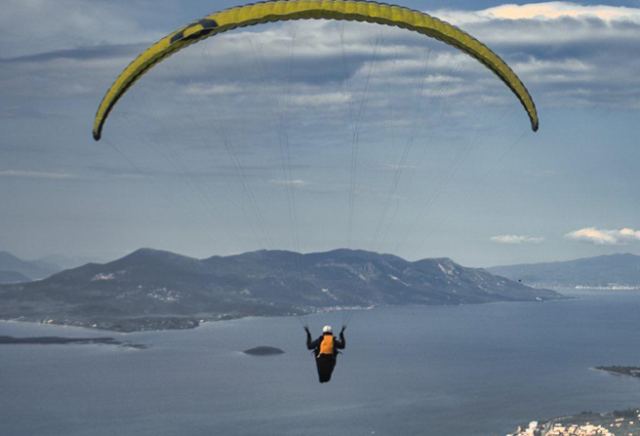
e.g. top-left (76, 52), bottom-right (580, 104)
top-left (340, 326), bottom-right (346, 334)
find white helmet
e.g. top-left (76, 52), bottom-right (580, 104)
top-left (322, 325), bottom-right (332, 333)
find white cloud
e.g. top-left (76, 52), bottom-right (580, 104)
top-left (422, 74), bottom-right (465, 84)
top-left (269, 179), bottom-right (307, 187)
top-left (184, 83), bottom-right (242, 96)
top-left (0, 0), bottom-right (158, 58)
top-left (422, 84), bottom-right (478, 98)
top-left (435, 2), bottom-right (640, 25)
top-left (384, 163), bottom-right (416, 171)
top-left (513, 58), bottom-right (592, 74)
top-left (491, 234), bottom-right (545, 244)
top-left (565, 227), bottom-right (640, 245)
top-left (0, 170), bottom-right (77, 179)
top-left (431, 2), bottom-right (640, 53)
top-left (1, 0), bottom-right (639, 146)
top-left (481, 2), bottom-right (640, 23)
top-left (287, 92), bottom-right (352, 107)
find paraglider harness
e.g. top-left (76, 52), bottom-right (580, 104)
top-left (304, 326), bottom-right (346, 383)
top-left (317, 333), bottom-right (336, 358)
top-left (305, 327), bottom-right (346, 358)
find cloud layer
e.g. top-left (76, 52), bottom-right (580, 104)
top-left (3, 1), bottom-right (640, 108)
top-left (565, 227), bottom-right (640, 245)
top-left (491, 234), bottom-right (545, 244)
top-left (0, 169), bottom-right (77, 179)
top-left (438, 2), bottom-right (640, 24)
top-left (1, 1), bottom-right (639, 262)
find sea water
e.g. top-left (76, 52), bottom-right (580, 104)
top-left (2, 290), bottom-right (640, 436)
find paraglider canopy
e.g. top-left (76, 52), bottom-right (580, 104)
top-left (92, 0), bottom-right (539, 141)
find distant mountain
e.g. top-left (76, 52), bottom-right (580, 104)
top-left (37, 254), bottom-right (100, 270)
top-left (0, 248), bottom-right (559, 331)
top-left (0, 270), bottom-right (30, 284)
top-left (0, 251), bottom-right (61, 282)
top-left (488, 253), bottom-right (640, 289)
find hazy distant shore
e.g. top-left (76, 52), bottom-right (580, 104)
top-left (3, 300), bottom-right (549, 333)
top-left (0, 335), bottom-right (145, 348)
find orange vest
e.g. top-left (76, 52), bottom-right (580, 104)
top-left (318, 334), bottom-right (334, 356)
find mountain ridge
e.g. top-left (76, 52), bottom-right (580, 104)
top-left (0, 248), bottom-right (559, 331)
top-left (487, 253), bottom-right (640, 289)
top-left (0, 251), bottom-right (61, 282)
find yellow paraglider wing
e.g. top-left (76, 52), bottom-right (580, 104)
top-left (93, 0), bottom-right (539, 140)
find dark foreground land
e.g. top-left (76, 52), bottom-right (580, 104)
top-left (509, 408), bottom-right (640, 435)
top-left (0, 335), bottom-right (145, 349)
top-left (509, 366), bottom-right (640, 434)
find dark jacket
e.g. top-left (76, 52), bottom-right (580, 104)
top-left (305, 329), bottom-right (345, 358)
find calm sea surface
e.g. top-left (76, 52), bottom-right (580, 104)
top-left (2, 290), bottom-right (640, 436)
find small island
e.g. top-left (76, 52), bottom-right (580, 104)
top-left (0, 335), bottom-right (145, 349)
top-left (243, 346), bottom-right (285, 356)
top-left (596, 366), bottom-right (640, 378)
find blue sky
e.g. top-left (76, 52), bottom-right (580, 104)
top-left (1, 0), bottom-right (639, 266)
